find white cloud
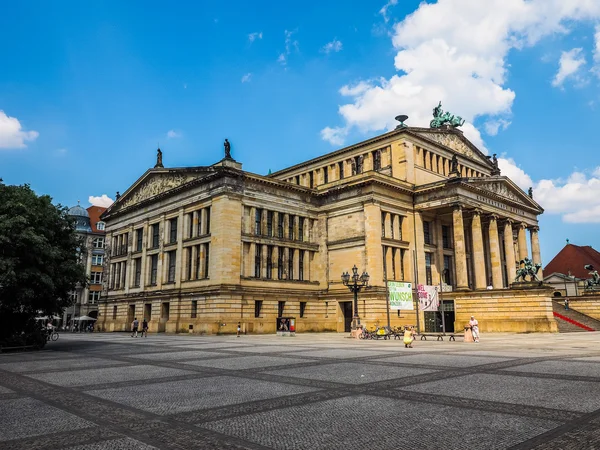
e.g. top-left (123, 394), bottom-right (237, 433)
top-left (379, 0), bottom-right (398, 23)
top-left (88, 194), bottom-right (114, 208)
top-left (320, 126), bottom-right (348, 146)
top-left (167, 130), bottom-right (181, 139)
top-left (322, 0), bottom-right (600, 146)
top-left (278, 29), bottom-right (298, 65)
top-left (498, 157), bottom-right (533, 190)
top-left (248, 31), bottom-right (263, 43)
top-left (592, 25), bottom-right (600, 77)
top-left (322, 39), bottom-right (343, 54)
top-left (552, 48), bottom-right (586, 87)
top-left (55, 148), bottom-right (67, 157)
top-left (241, 73), bottom-right (252, 83)
top-left (484, 119), bottom-right (511, 136)
top-left (0, 110), bottom-right (39, 149)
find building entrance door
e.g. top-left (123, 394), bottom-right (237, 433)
top-left (424, 300), bottom-right (455, 333)
top-left (340, 302), bottom-right (353, 332)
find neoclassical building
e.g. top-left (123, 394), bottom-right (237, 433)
top-left (98, 121), bottom-right (556, 334)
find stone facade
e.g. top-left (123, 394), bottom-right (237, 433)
top-left (98, 127), bottom-right (554, 334)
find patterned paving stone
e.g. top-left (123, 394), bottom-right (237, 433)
top-left (228, 345), bottom-right (316, 354)
top-left (27, 364), bottom-right (196, 387)
top-left (0, 397), bottom-right (95, 441)
top-left (173, 342), bottom-right (253, 349)
top-left (0, 357), bottom-right (127, 373)
top-left (502, 360), bottom-right (600, 378)
top-left (0, 385), bottom-right (14, 394)
top-left (86, 376), bottom-right (320, 415)
top-left (401, 373), bottom-right (600, 412)
top-left (129, 350), bottom-right (229, 361)
top-left (65, 437), bottom-right (160, 449)
top-left (201, 395), bottom-right (559, 450)
top-left (371, 353), bottom-right (511, 367)
top-left (183, 355), bottom-right (318, 370)
top-left (291, 348), bottom-right (393, 359)
top-left (263, 362), bottom-right (436, 384)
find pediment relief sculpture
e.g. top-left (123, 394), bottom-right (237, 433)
top-left (415, 131), bottom-right (476, 160)
top-left (475, 181), bottom-right (525, 204)
top-left (120, 173), bottom-right (197, 209)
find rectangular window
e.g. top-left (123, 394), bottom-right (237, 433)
top-left (299, 251), bottom-right (304, 281)
top-left (91, 271), bottom-right (102, 284)
top-left (92, 254), bottom-right (104, 265)
top-left (92, 237), bottom-right (104, 249)
top-left (266, 245), bottom-right (273, 279)
top-left (169, 218), bottom-right (178, 244)
top-left (187, 214), bottom-right (193, 239)
top-left (288, 248), bottom-right (294, 280)
top-left (255, 208), bottom-right (262, 235)
top-left (390, 215), bottom-right (395, 239)
top-left (255, 244), bottom-right (262, 278)
top-left (423, 221), bottom-right (432, 245)
top-left (167, 250), bottom-right (176, 283)
top-left (134, 258), bottom-right (142, 287)
top-left (444, 255), bottom-right (454, 286)
top-left (442, 225), bottom-right (451, 249)
top-left (112, 305), bottom-right (117, 319)
top-left (122, 263), bottom-right (127, 288)
top-left (338, 161), bottom-right (344, 179)
top-left (254, 300), bottom-right (263, 318)
top-left (309, 171), bottom-right (314, 188)
top-left (425, 253), bottom-right (433, 286)
top-left (372, 150), bottom-right (381, 171)
top-left (277, 214), bottom-right (284, 238)
top-left (150, 254), bottom-right (158, 285)
top-left (298, 217), bottom-right (304, 242)
top-left (267, 211), bottom-right (273, 237)
top-left (323, 167), bottom-right (328, 184)
top-left (288, 215), bottom-right (295, 240)
top-left (88, 291), bottom-right (101, 304)
top-left (152, 224), bottom-right (160, 248)
top-left (195, 245), bottom-right (201, 279)
top-left (205, 207), bottom-right (211, 234)
top-left (136, 228), bottom-right (143, 251)
top-left (191, 300), bottom-right (197, 318)
top-left (278, 301), bottom-right (285, 317)
top-left (186, 247), bottom-right (192, 280)
top-left (120, 233), bottom-right (128, 255)
top-left (300, 301), bottom-right (307, 318)
top-left (204, 244), bottom-right (209, 278)
top-left (381, 212), bottom-right (386, 237)
top-left (278, 247), bottom-right (284, 279)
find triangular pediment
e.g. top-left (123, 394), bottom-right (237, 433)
top-left (468, 177), bottom-right (542, 212)
top-left (410, 129), bottom-right (494, 168)
top-left (107, 168), bottom-right (214, 214)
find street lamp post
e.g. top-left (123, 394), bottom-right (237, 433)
top-left (341, 265), bottom-right (370, 330)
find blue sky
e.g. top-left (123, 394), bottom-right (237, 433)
top-left (1, 0), bottom-right (600, 265)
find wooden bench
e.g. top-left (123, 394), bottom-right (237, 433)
top-left (419, 333), bottom-right (464, 341)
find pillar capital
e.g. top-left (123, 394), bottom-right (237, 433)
top-left (529, 225), bottom-right (540, 232)
top-left (519, 222), bottom-right (528, 230)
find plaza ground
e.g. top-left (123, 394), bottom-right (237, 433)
top-left (1, 332), bottom-right (599, 449)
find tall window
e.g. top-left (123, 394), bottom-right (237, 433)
top-left (167, 250), bottom-right (176, 282)
top-left (298, 217), bottom-right (304, 242)
top-left (205, 207), bottom-right (211, 234)
top-left (381, 212), bottom-right (386, 237)
top-left (423, 221), bottom-right (432, 245)
top-left (186, 248), bottom-right (192, 280)
top-left (338, 161), bottom-right (344, 179)
top-left (278, 301), bottom-right (285, 317)
top-left (323, 167), bottom-right (328, 184)
top-left (288, 216), bottom-right (295, 240)
top-left (277, 214), bottom-right (284, 238)
top-left (300, 301), bottom-right (307, 318)
top-left (278, 247), bottom-right (284, 279)
top-left (442, 225), bottom-right (451, 249)
top-left (390, 215), bottom-right (395, 239)
top-left (152, 224), bottom-right (160, 248)
top-left (88, 291), bottom-right (101, 304)
top-left (169, 218), bottom-right (178, 244)
top-left (299, 251), bottom-right (304, 281)
top-left (191, 300), bottom-right (197, 318)
top-left (136, 228), bottom-right (143, 252)
top-left (267, 211), bottom-right (273, 237)
top-left (195, 245), bottom-right (201, 279)
top-left (122, 264), bottom-right (127, 289)
top-left (92, 237), bottom-right (104, 249)
top-left (255, 209), bottom-right (262, 235)
top-left (150, 254), bottom-right (158, 285)
top-left (112, 305), bottom-right (117, 319)
top-left (96, 222), bottom-right (105, 231)
top-left (444, 255), bottom-right (454, 286)
top-left (255, 244), bottom-right (262, 278)
top-left (204, 244), bottom-right (210, 278)
top-left (425, 253), bottom-right (433, 285)
top-left (114, 264), bottom-right (121, 288)
top-left (92, 254), bottom-right (104, 265)
top-left (254, 300), bottom-right (263, 318)
top-left (91, 271), bottom-right (102, 284)
top-left (309, 171), bottom-right (314, 188)
top-left (372, 150), bottom-right (381, 171)
top-left (134, 258), bottom-right (142, 287)
top-left (120, 233), bottom-right (128, 255)
top-left (266, 246), bottom-right (273, 279)
top-left (187, 213), bottom-right (193, 239)
top-left (288, 248), bottom-right (294, 280)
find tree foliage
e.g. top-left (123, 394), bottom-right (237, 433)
top-left (0, 181), bottom-right (87, 340)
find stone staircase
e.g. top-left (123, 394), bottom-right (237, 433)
top-left (552, 300), bottom-right (600, 332)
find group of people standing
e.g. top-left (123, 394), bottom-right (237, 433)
top-left (131, 318), bottom-right (149, 337)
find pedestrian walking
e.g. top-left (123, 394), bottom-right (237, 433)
top-left (469, 316), bottom-right (480, 343)
top-left (131, 317), bottom-right (139, 337)
top-left (237, 322), bottom-right (241, 337)
top-left (564, 298), bottom-right (569, 310)
top-left (141, 318), bottom-right (148, 337)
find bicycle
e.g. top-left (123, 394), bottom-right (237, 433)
top-left (46, 329), bottom-right (59, 342)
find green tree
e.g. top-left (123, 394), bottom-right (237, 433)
top-left (0, 181), bottom-right (87, 342)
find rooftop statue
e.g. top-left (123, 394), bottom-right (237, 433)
top-left (514, 257), bottom-right (542, 283)
top-left (430, 101), bottom-right (465, 129)
top-left (584, 264), bottom-right (600, 290)
top-left (154, 147), bottom-right (164, 168)
top-left (224, 139), bottom-right (232, 159)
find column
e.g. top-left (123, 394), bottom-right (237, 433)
top-left (384, 212), bottom-right (392, 238)
top-left (452, 206), bottom-right (469, 290)
top-left (192, 211), bottom-right (199, 237)
top-left (272, 246), bottom-right (279, 279)
top-left (175, 209), bottom-right (184, 287)
top-left (293, 248), bottom-right (300, 280)
top-left (530, 226), bottom-right (543, 278)
top-left (385, 246), bottom-right (393, 280)
top-left (249, 207), bottom-right (257, 235)
top-left (262, 244), bottom-right (269, 278)
top-left (364, 202), bottom-right (384, 285)
top-left (393, 215), bottom-right (401, 241)
top-left (141, 221), bottom-right (148, 286)
top-left (393, 248), bottom-right (402, 281)
top-left (517, 223), bottom-right (528, 261)
top-left (247, 243), bottom-right (255, 277)
top-left (261, 209), bottom-right (268, 236)
top-left (283, 214), bottom-right (290, 239)
top-left (488, 215), bottom-right (503, 288)
top-left (304, 218), bottom-right (310, 242)
top-left (304, 250), bottom-right (311, 281)
top-left (414, 212), bottom-right (426, 285)
top-left (199, 244), bottom-right (206, 279)
top-left (293, 215), bottom-right (299, 241)
top-left (503, 221), bottom-right (516, 282)
top-left (471, 211), bottom-right (486, 289)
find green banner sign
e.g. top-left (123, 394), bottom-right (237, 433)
top-left (388, 281), bottom-right (414, 310)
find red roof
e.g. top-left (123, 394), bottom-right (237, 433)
top-left (544, 244), bottom-right (600, 279)
top-left (87, 206), bottom-right (107, 234)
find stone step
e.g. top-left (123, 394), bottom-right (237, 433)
top-left (552, 300), bottom-right (600, 332)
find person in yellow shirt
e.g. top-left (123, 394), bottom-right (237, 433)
top-left (403, 326), bottom-right (416, 348)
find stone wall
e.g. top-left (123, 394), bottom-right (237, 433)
top-left (569, 295), bottom-right (600, 321)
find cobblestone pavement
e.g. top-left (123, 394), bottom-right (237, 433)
top-left (1, 332), bottom-right (600, 449)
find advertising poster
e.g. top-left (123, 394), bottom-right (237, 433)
top-left (417, 284), bottom-right (440, 311)
top-left (388, 281), bottom-right (414, 310)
